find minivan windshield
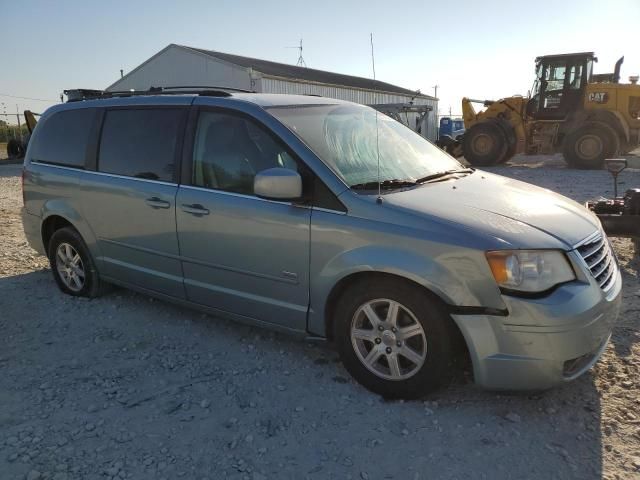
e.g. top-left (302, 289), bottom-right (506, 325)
top-left (267, 104), bottom-right (463, 187)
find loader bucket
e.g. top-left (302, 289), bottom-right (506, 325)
top-left (24, 110), bottom-right (38, 134)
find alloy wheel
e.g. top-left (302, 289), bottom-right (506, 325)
top-left (350, 298), bottom-right (427, 381)
top-left (55, 242), bottom-right (85, 292)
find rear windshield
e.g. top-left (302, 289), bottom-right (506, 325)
top-left (267, 104), bottom-right (461, 186)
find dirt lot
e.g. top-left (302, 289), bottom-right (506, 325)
top-left (1, 157), bottom-right (640, 480)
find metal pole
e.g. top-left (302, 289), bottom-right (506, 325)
top-left (16, 105), bottom-right (22, 143)
top-left (433, 84), bottom-right (439, 140)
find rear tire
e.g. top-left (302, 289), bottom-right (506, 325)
top-left (563, 122), bottom-right (619, 170)
top-left (48, 227), bottom-right (106, 298)
top-left (499, 142), bottom-right (517, 164)
top-left (463, 122), bottom-right (508, 166)
top-left (334, 278), bottom-right (455, 399)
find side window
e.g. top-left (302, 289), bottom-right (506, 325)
top-left (192, 111), bottom-right (299, 195)
top-left (98, 109), bottom-right (182, 181)
top-left (567, 64), bottom-right (583, 90)
top-left (30, 109), bottom-right (96, 167)
top-left (629, 96), bottom-right (640, 120)
top-left (543, 62), bottom-right (566, 109)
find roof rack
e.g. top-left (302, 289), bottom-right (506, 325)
top-left (153, 85), bottom-right (254, 93)
top-left (63, 85), bottom-right (255, 103)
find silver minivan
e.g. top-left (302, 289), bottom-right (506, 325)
top-left (22, 90), bottom-right (621, 398)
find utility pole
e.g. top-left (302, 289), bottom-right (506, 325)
top-left (433, 84), bottom-right (439, 140)
top-left (1, 102), bottom-right (5, 142)
top-left (2, 103), bottom-right (12, 140)
top-left (16, 105), bottom-right (22, 143)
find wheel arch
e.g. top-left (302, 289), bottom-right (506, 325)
top-left (568, 109), bottom-right (630, 146)
top-left (323, 271), bottom-right (451, 340)
top-left (39, 201), bottom-right (100, 261)
top-left (41, 215), bottom-right (75, 254)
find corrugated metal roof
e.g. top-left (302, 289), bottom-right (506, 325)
top-left (176, 44), bottom-right (432, 99)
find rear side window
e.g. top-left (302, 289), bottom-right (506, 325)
top-left (30, 109), bottom-right (96, 167)
top-left (98, 109), bottom-right (183, 182)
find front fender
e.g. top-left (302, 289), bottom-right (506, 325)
top-left (307, 242), bottom-right (506, 337)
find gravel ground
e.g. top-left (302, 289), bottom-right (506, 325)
top-left (1, 157), bottom-right (640, 480)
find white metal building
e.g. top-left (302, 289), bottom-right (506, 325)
top-left (106, 44), bottom-right (438, 140)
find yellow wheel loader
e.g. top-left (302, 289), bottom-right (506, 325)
top-left (457, 52), bottom-right (640, 169)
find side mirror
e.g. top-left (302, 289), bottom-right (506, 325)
top-left (254, 168), bottom-right (302, 201)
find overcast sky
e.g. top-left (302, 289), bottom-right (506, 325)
top-left (1, 0), bottom-right (639, 123)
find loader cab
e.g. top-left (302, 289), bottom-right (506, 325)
top-left (527, 52), bottom-right (595, 120)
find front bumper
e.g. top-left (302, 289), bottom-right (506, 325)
top-left (452, 260), bottom-right (622, 390)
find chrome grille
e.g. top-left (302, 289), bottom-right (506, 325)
top-left (576, 233), bottom-right (617, 291)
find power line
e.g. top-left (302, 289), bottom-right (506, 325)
top-left (0, 93), bottom-right (57, 102)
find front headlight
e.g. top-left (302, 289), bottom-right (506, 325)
top-left (485, 250), bottom-right (575, 294)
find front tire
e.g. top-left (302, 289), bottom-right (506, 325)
top-left (48, 227), bottom-right (105, 298)
top-left (334, 279), bottom-right (455, 399)
top-left (462, 122), bottom-right (508, 166)
top-left (563, 122), bottom-right (619, 169)
top-left (494, 120), bottom-right (517, 165)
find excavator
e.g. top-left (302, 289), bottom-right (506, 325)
top-left (446, 52), bottom-right (640, 169)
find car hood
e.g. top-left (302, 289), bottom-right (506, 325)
top-left (382, 171), bottom-right (599, 249)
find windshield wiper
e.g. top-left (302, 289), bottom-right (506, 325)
top-left (350, 179), bottom-right (417, 191)
top-left (414, 168), bottom-right (475, 184)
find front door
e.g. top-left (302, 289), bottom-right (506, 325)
top-left (176, 109), bottom-right (311, 330)
top-left (533, 58), bottom-right (587, 120)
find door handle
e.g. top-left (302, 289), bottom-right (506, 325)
top-left (145, 197), bottom-right (171, 209)
top-left (181, 203), bottom-right (210, 216)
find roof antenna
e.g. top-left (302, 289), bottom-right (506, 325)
top-left (371, 33), bottom-right (382, 204)
top-left (286, 39), bottom-right (307, 67)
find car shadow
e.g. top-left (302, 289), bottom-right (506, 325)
top-left (0, 269), bottom-right (606, 479)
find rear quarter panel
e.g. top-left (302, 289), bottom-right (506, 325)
top-left (23, 163), bottom-right (101, 261)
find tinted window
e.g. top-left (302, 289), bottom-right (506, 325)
top-left (98, 109), bottom-right (182, 181)
top-left (30, 109), bottom-right (95, 167)
top-left (567, 63), bottom-right (584, 90)
top-left (192, 111), bottom-right (299, 195)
